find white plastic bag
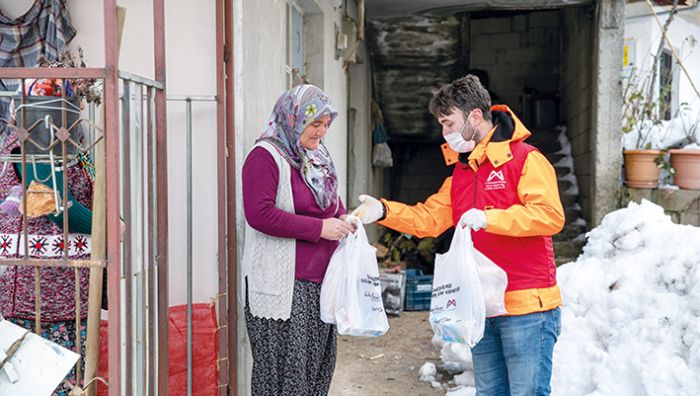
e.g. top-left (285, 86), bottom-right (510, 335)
top-left (372, 142), bottom-right (393, 168)
top-left (474, 249), bottom-right (508, 318)
top-left (320, 219), bottom-right (390, 337)
top-left (429, 225), bottom-right (508, 346)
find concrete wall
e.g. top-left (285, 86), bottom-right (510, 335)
top-left (469, 10), bottom-right (561, 114)
top-left (590, 0), bottom-right (625, 225)
top-left (233, 1), bottom-right (354, 394)
top-left (562, 6), bottom-right (595, 224)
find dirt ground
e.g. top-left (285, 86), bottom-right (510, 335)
top-left (329, 311), bottom-right (445, 396)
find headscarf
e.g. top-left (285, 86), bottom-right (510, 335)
top-left (257, 84), bottom-right (339, 210)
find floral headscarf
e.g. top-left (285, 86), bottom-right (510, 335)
top-left (258, 84), bottom-right (339, 210)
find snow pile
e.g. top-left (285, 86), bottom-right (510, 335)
top-left (553, 199), bottom-right (700, 395)
top-left (622, 109), bottom-right (700, 150)
top-left (419, 362), bottom-right (441, 389)
top-left (419, 200), bottom-right (700, 395)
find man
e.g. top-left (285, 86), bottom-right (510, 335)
top-left (352, 75), bottom-right (564, 395)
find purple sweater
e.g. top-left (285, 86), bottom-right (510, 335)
top-left (242, 146), bottom-right (346, 283)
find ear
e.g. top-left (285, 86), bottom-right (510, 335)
top-left (470, 108), bottom-right (484, 125)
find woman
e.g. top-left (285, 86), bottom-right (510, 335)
top-left (242, 84), bottom-right (353, 395)
top-left (0, 132), bottom-right (93, 396)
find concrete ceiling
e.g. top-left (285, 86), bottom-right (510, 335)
top-left (365, 0), bottom-right (593, 19)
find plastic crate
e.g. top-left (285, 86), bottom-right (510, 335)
top-left (404, 269), bottom-right (433, 311)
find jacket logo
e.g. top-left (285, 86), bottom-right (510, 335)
top-left (485, 170), bottom-right (507, 190)
top-left (446, 299), bottom-right (457, 308)
top-left (487, 170), bottom-right (504, 182)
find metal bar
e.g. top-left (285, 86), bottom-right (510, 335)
top-left (83, 94), bottom-right (107, 396)
top-left (89, 103), bottom-right (96, 159)
top-left (0, 259), bottom-right (105, 268)
top-left (122, 79), bottom-right (134, 396)
top-left (118, 71), bottom-right (165, 90)
top-left (103, 0), bottom-right (123, 394)
top-left (166, 95), bottom-right (217, 102)
top-left (146, 87), bottom-right (156, 396)
top-left (224, 0), bottom-right (238, 392)
top-left (0, 67), bottom-right (106, 79)
top-left (186, 98), bottom-right (193, 396)
top-left (214, 0), bottom-right (229, 393)
top-left (153, 0), bottom-right (170, 393)
top-left (60, 96), bottom-right (82, 386)
top-left (133, 82), bottom-right (146, 396)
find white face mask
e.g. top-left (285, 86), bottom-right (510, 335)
top-left (443, 113), bottom-right (476, 153)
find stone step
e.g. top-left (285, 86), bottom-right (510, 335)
top-left (528, 139), bottom-right (562, 154)
top-left (555, 257), bottom-right (577, 267)
top-left (529, 128), bottom-right (563, 140)
top-left (545, 153), bottom-right (567, 164)
top-left (557, 180), bottom-right (573, 193)
top-left (554, 166), bottom-right (570, 178)
top-left (554, 240), bottom-right (586, 259)
top-left (565, 207), bottom-right (582, 222)
top-left (564, 208), bottom-right (583, 225)
top-left (554, 223), bottom-right (587, 242)
top-left (559, 193), bottom-right (579, 207)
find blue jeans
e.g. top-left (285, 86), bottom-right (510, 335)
top-left (471, 308), bottom-right (561, 396)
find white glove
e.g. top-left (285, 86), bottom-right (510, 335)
top-left (459, 209), bottom-right (487, 231)
top-left (350, 194), bottom-right (385, 224)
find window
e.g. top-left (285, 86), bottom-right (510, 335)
top-left (287, 3), bottom-right (305, 88)
top-left (659, 50), bottom-right (675, 120)
top-left (286, 1), bottom-right (323, 88)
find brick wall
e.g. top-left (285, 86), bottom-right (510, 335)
top-left (469, 10), bottom-right (561, 113)
top-left (388, 142), bottom-right (452, 205)
top-left (562, 7), bottom-right (594, 223)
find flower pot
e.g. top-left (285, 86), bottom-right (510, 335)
top-left (623, 149), bottom-right (662, 188)
top-left (669, 149), bottom-right (700, 190)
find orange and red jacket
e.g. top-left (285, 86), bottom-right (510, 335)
top-left (379, 105), bottom-right (565, 316)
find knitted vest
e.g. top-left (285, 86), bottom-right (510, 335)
top-left (242, 141), bottom-right (296, 320)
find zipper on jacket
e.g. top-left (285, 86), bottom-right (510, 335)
top-left (473, 167), bottom-right (478, 208)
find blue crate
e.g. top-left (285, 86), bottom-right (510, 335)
top-left (404, 269), bottom-right (433, 311)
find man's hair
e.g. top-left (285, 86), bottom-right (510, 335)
top-left (467, 68), bottom-right (490, 89)
top-left (429, 74), bottom-right (492, 121)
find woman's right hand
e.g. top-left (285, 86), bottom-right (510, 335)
top-left (321, 217), bottom-right (355, 241)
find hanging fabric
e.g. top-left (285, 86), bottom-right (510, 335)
top-left (0, 0), bottom-right (77, 147)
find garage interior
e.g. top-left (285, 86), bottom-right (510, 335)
top-left (362, 2), bottom-right (600, 265)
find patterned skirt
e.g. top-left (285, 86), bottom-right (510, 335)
top-left (8, 317), bottom-right (87, 396)
top-left (245, 279), bottom-right (337, 396)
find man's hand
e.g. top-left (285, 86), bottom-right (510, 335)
top-left (459, 209), bottom-right (487, 231)
top-left (350, 194), bottom-right (385, 224)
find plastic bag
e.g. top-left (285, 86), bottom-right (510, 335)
top-left (372, 142), bottom-right (393, 168)
top-left (320, 219), bottom-right (389, 337)
top-left (97, 303), bottom-right (219, 396)
top-left (474, 249), bottom-right (508, 317)
top-left (429, 225), bottom-right (507, 346)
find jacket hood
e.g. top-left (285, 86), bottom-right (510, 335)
top-left (441, 105), bottom-right (532, 167)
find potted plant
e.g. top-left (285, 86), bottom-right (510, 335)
top-left (621, 68), bottom-right (665, 188)
top-left (668, 109), bottom-right (700, 189)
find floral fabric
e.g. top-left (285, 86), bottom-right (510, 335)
top-left (0, 130), bottom-right (93, 322)
top-left (257, 84), bottom-right (339, 210)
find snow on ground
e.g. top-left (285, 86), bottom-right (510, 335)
top-left (419, 200), bottom-right (700, 395)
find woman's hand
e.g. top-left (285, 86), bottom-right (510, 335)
top-left (321, 217), bottom-right (355, 241)
top-left (339, 214), bottom-right (358, 232)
